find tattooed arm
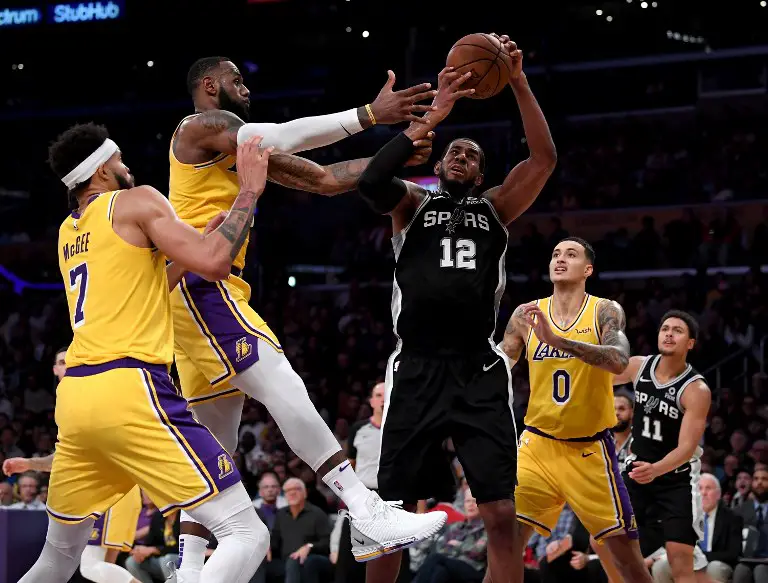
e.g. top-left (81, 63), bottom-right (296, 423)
top-left (122, 140), bottom-right (271, 280)
top-left (499, 304), bottom-right (531, 368)
top-left (525, 300), bottom-right (630, 375)
top-left (266, 154), bottom-right (371, 196)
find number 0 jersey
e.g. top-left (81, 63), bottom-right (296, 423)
top-left (524, 294), bottom-right (617, 439)
top-left (58, 191), bottom-right (173, 368)
top-left (391, 192), bottom-right (509, 355)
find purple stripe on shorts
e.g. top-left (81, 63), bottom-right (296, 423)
top-left (144, 369), bottom-right (241, 504)
top-left (600, 430), bottom-right (638, 540)
top-left (66, 358), bottom-right (169, 378)
top-left (183, 274), bottom-right (260, 376)
top-left (86, 514), bottom-right (105, 547)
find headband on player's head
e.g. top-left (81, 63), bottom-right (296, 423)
top-left (61, 139), bottom-right (119, 190)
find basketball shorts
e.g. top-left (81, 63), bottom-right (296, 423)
top-left (377, 348), bottom-right (518, 505)
top-left (87, 485), bottom-right (142, 551)
top-left (47, 358), bottom-right (240, 524)
top-left (516, 428), bottom-right (637, 540)
top-left (624, 458), bottom-right (704, 549)
top-left (171, 273), bottom-right (282, 406)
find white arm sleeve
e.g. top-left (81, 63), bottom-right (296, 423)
top-left (236, 108), bottom-right (364, 154)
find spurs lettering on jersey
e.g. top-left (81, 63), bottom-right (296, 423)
top-left (636, 392), bottom-right (680, 420)
top-left (423, 210), bottom-right (490, 231)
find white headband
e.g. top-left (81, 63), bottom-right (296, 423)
top-left (61, 138), bottom-right (119, 190)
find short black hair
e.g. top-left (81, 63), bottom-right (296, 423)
top-left (55, 346), bottom-right (69, 357)
top-left (187, 56), bottom-right (231, 95)
top-left (443, 138), bottom-right (486, 172)
top-left (558, 236), bottom-right (596, 264)
top-left (48, 123), bottom-right (109, 186)
top-left (660, 310), bottom-right (699, 341)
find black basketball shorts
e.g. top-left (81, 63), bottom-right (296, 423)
top-left (624, 461), bottom-right (704, 550)
top-left (377, 349), bottom-right (518, 505)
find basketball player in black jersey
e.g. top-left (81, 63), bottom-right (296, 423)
top-left (357, 35), bottom-right (556, 583)
top-left (614, 310), bottom-right (712, 583)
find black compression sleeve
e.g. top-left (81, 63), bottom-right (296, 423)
top-left (357, 132), bottom-right (414, 214)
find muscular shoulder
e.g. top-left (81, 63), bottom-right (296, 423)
top-left (401, 181), bottom-right (428, 209)
top-left (113, 185), bottom-right (170, 223)
top-left (173, 109), bottom-right (245, 161)
top-left (596, 299), bottom-right (626, 329)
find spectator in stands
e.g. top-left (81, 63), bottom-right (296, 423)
top-left (253, 471), bottom-right (287, 529)
top-left (413, 488), bottom-right (487, 583)
top-left (0, 480), bottom-right (13, 506)
top-left (7, 471), bottom-right (44, 510)
top-left (0, 427), bottom-right (23, 458)
top-left (651, 473), bottom-right (742, 583)
top-left (125, 509), bottom-right (181, 583)
top-left (734, 468), bottom-right (768, 583)
top-left (733, 471), bottom-right (754, 509)
top-left (259, 477), bottom-right (332, 583)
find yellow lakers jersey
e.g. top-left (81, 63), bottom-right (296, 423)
top-left (524, 294), bottom-right (617, 439)
top-left (58, 191), bottom-right (173, 367)
top-left (169, 115), bottom-right (246, 269)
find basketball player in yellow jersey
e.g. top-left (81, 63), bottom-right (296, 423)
top-left (169, 56), bottom-right (446, 579)
top-left (3, 347), bottom-right (143, 583)
top-left (500, 237), bottom-right (653, 583)
top-left (18, 123), bottom-right (275, 583)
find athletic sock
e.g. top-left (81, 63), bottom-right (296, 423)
top-left (176, 534), bottom-right (208, 581)
top-left (322, 460), bottom-right (372, 519)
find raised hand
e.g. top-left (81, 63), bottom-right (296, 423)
top-left (2, 457), bottom-right (30, 476)
top-left (369, 71), bottom-right (438, 125)
top-left (490, 33), bottom-right (523, 80)
top-left (431, 67), bottom-right (475, 121)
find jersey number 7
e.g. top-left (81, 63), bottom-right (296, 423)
top-left (69, 263), bottom-right (89, 328)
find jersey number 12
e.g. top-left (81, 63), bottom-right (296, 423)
top-left (641, 416), bottom-right (663, 442)
top-left (69, 263), bottom-right (89, 328)
top-left (440, 237), bottom-right (476, 270)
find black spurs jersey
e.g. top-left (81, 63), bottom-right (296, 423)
top-left (391, 192), bottom-right (509, 354)
top-left (629, 354), bottom-right (704, 481)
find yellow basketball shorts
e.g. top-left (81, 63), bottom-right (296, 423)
top-left (516, 428), bottom-right (638, 541)
top-left (171, 273), bottom-right (282, 406)
top-left (47, 358), bottom-right (240, 524)
top-left (87, 485), bottom-right (142, 551)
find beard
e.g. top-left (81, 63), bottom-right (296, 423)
top-left (219, 89), bottom-right (250, 121)
top-left (438, 168), bottom-right (475, 201)
top-left (115, 172), bottom-right (135, 190)
top-left (755, 489), bottom-right (768, 503)
top-left (613, 419), bottom-right (631, 433)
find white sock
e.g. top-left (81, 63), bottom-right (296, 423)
top-left (322, 460), bottom-right (372, 519)
top-left (177, 534), bottom-right (208, 577)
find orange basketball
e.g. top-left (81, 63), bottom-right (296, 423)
top-left (446, 33), bottom-right (510, 99)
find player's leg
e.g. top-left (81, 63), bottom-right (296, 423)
top-left (112, 364), bottom-right (268, 583)
top-left (178, 384), bottom-right (246, 582)
top-left (588, 535), bottom-right (623, 583)
top-left (19, 517), bottom-right (95, 583)
top-left (564, 431), bottom-right (652, 583)
top-left (452, 353), bottom-right (524, 583)
top-left (80, 545), bottom-right (140, 583)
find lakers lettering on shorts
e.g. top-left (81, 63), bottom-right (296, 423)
top-left (235, 337), bottom-right (253, 363)
top-left (218, 453), bottom-right (234, 480)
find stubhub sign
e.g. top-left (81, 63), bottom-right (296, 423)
top-left (0, 0), bottom-right (123, 27)
top-left (50, 1), bottom-right (122, 23)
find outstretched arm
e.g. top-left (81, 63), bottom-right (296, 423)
top-left (484, 36), bottom-right (557, 225)
top-left (629, 380), bottom-right (710, 483)
top-left (175, 72), bottom-right (436, 159)
top-left (499, 304), bottom-right (531, 368)
top-left (523, 300), bottom-right (630, 375)
top-left (612, 355), bottom-right (645, 386)
top-left (2, 454), bottom-right (54, 475)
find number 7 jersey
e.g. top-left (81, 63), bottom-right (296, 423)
top-left (58, 191), bottom-right (173, 368)
top-left (524, 294), bottom-right (617, 439)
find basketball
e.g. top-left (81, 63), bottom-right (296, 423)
top-left (446, 33), bottom-right (510, 99)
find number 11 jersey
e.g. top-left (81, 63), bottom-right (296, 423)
top-left (392, 193), bottom-right (509, 355)
top-left (524, 294), bottom-right (617, 440)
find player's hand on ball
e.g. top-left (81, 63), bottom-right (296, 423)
top-left (431, 67), bottom-right (475, 120)
top-left (370, 71), bottom-right (438, 125)
top-left (490, 33), bottom-right (523, 80)
top-left (405, 131), bottom-right (435, 167)
top-left (203, 212), bottom-right (228, 236)
top-left (628, 461), bottom-right (658, 484)
top-left (236, 136), bottom-right (274, 195)
top-left (2, 457), bottom-right (30, 476)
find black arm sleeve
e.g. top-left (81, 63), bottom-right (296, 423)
top-left (357, 132), bottom-right (414, 214)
